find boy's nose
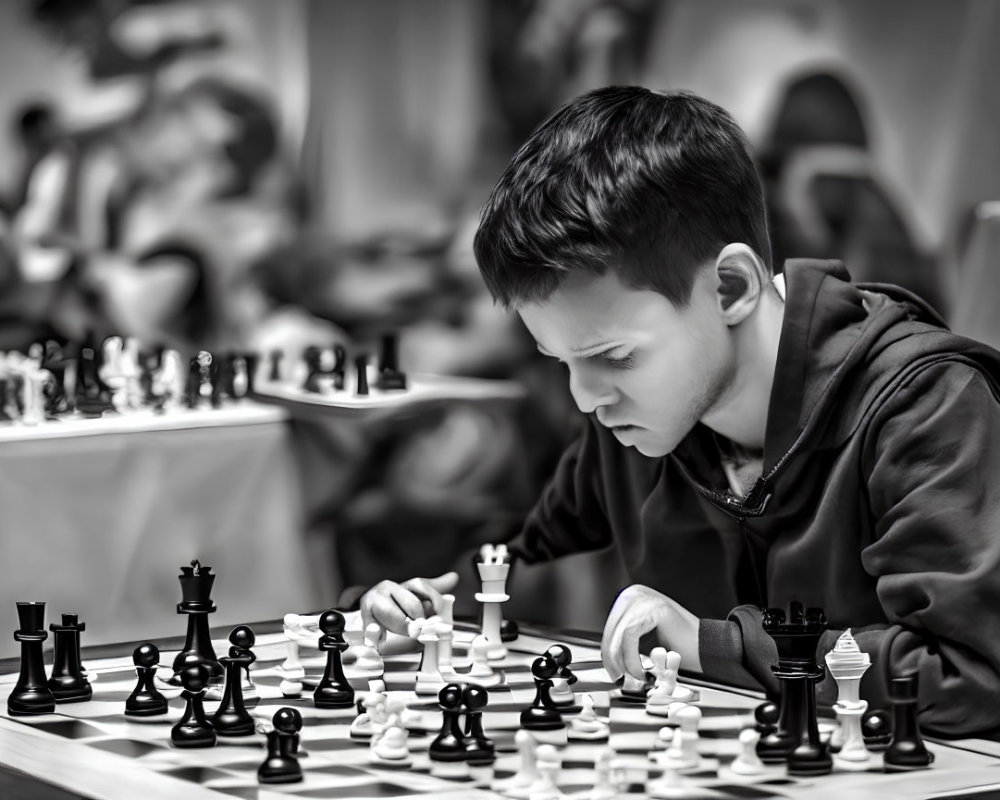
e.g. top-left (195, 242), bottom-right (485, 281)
top-left (569, 368), bottom-right (617, 414)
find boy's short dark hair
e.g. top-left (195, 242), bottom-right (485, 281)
top-left (474, 86), bottom-right (772, 309)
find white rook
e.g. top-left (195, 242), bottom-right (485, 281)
top-left (476, 543), bottom-right (510, 661)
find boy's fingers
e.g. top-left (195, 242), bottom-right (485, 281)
top-left (427, 571), bottom-right (460, 593)
top-left (401, 577), bottom-right (444, 613)
top-left (389, 585), bottom-right (427, 622)
top-left (620, 626), bottom-right (647, 680)
top-left (365, 594), bottom-right (413, 636)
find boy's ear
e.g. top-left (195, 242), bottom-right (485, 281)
top-left (714, 243), bottom-right (768, 325)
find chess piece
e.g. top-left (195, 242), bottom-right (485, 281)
top-left (754, 700), bottom-right (779, 738)
top-left (74, 341), bottom-right (114, 417)
top-left (212, 625), bottom-right (256, 736)
top-left (314, 609), bottom-right (355, 708)
top-left (171, 664), bottom-right (216, 748)
top-left (728, 728), bottom-right (768, 777)
top-left (429, 683), bottom-right (467, 760)
top-left (186, 351), bottom-right (213, 408)
top-left (581, 747), bottom-right (618, 800)
top-left (125, 643), bottom-right (168, 717)
top-left (756, 604), bottom-right (832, 776)
top-left (268, 349), bottom-right (283, 383)
top-left (619, 669), bottom-right (656, 703)
top-left (654, 704), bottom-right (702, 772)
top-left (279, 613), bottom-right (306, 697)
top-left (825, 629), bottom-right (872, 766)
top-left (646, 648), bottom-right (696, 716)
top-left (429, 683), bottom-right (470, 779)
top-left (353, 622), bottom-right (385, 678)
top-left (569, 693), bottom-right (610, 741)
top-left (528, 744), bottom-right (563, 800)
top-left (520, 654), bottom-right (565, 731)
top-left (467, 634), bottom-right (504, 686)
top-left (862, 708), bottom-right (894, 751)
top-left (493, 728), bottom-right (539, 798)
top-left (8, 601), bottom-right (56, 715)
top-left (371, 696), bottom-right (410, 767)
top-left (47, 613), bottom-right (92, 702)
top-left (463, 684), bottom-right (496, 765)
top-left (258, 707), bottom-right (304, 784)
top-left (546, 643), bottom-right (581, 713)
top-left (354, 353), bottom-right (370, 396)
top-left (476, 543), bottom-right (511, 661)
top-left (438, 594), bottom-right (456, 670)
top-left (410, 616), bottom-right (447, 696)
top-left (170, 561), bottom-right (223, 684)
top-left (351, 680), bottom-right (387, 740)
top-left (376, 332), bottom-right (407, 390)
top-left (884, 674), bottom-right (934, 771)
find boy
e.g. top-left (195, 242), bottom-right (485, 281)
top-left (360, 86), bottom-right (1000, 736)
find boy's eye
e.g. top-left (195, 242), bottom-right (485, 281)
top-left (601, 350), bottom-right (637, 369)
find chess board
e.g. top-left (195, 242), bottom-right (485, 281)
top-left (2, 621), bottom-right (1000, 800)
top-left (253, 372), bottom-right (526, 412)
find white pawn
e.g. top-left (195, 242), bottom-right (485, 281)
top-left (494, 729), bottom-right (540, 798)
top-left (279, 637), bottom-right (305, 697)
top-left (647, 648), bottom-right (696, 713)
top-left (647, 763), bottom-right (695, 799)
top-left (528, 744), bottom-right (564, 800)
top-left (580, 748), bottom-right (618, 800)
top-left (569, 694), bottom-right (609, 741)
top-left (467, 634), bottom-right (504, 686)
top-left (728, 728), bottom-right (768, 777)
top-left (438, 594), bottom-right (456, 669)
top-left (350, 679), bottom-right (386, 740)
top-left (371, 696), bottom-right (410, 766)
top-left (654, 705), bottom-right (702, 772)
top-left (353, 622), bottom-right (385, 678)
top-left (410, 617), bottom-right (446, 696)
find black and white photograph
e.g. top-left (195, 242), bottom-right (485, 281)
top-left (1, 1), bottom-right (1000, 798)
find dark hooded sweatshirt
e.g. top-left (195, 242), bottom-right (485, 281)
top-left (507, 259), bottom-right (1000, 737)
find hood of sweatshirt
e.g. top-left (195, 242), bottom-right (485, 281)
top-left (669, 258), bottom-right (975, 514)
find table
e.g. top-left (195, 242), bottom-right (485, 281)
top-left (0, 402), bottom-right (324, 659)
top-left (2, 617), bottom-right (1000, 800)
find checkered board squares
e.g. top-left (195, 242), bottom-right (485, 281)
top-left (2, 627), bottom-right (1000, 800)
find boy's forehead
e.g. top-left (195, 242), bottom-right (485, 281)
top-left (517, 272), bottom-right (668, 348)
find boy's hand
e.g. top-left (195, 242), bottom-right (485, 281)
top-left (359, 572), bottom-right (460, 642)
top-left (601, 584), bottom-right (701, 681)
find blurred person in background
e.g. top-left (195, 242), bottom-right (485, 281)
top-left (757, 70), bottom-right (943, 312)
top-left (2, 0), bottom-right (299, 354)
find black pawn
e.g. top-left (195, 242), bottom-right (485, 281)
top-left (862, 708), bottom-right (894, 751)
top-left (429, 683), bottom-right (468, 762)
top-left (48, 613), bottom-right (92, 703)
top-left (258, 707), bottom-right (304, 784)
top-left (463, 684), bottom-right (495, 765)
top-left (355, 354), bottom-right (370, 396)
top-left (8, 602), bottom-right (56, 716)
top-left (545, 643), bottom-right (581, 713)
top-left (754, 700), bottom-right (780, 738)
top-left (331, 344), bottom-right (346, 390)
top-left (500, 618), bottom-right (519, 642)
top-left (520, 655), bottom-right (564, 730)
top-left (884, 675), bottom-right (934, 770)
top-left (125, 643), bottom-right (168, 717)
top-left (171, 664), bottom-right (216, 748)
top-left (212, 626), bottom-right (256, 737)
top-left (314, 610), bottom-right (355, 709)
